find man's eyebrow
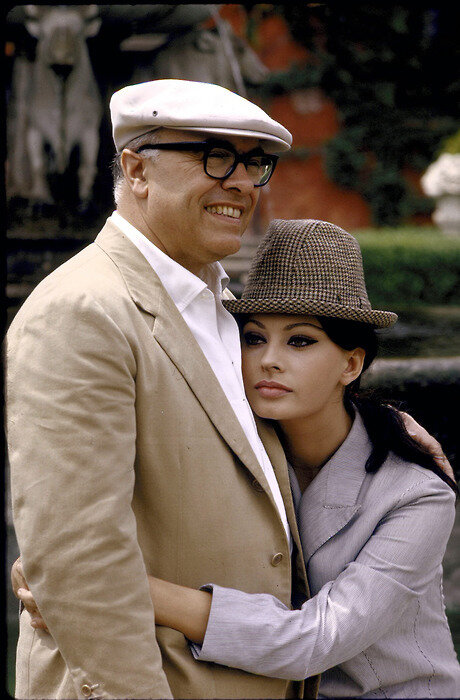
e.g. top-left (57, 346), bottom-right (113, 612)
top-left (206, 139), bottom-right (266, 155)
top-left (246, 146), bottom-right (266, 155)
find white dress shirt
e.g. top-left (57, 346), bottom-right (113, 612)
top-left (109, 211), bottom-right (291, 546)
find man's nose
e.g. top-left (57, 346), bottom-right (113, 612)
top-left (221, 162), bottom-right (256, 195)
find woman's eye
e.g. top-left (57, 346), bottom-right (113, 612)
top-left (243, 331), bottom-right (265, 346)
top-left (288, 335), bottom-right (317, 348)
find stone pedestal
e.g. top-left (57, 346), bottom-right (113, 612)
top-left (432, 193), bottom-right (460, 235)
top-left (421, 153), bottom-right (460, 235)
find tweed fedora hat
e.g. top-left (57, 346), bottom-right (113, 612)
top-left (223, 219), bottom-right (397, 328)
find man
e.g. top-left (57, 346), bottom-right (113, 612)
top-left (7, 78), bottom-right (313, 700)
top-left (7, 78), bottom-right (453, 700)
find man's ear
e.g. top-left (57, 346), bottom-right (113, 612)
top-left (120, 149), bottom-right (149, 198)
top-left (341, 347), bottom-right (366, 386)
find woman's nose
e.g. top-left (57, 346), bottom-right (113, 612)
top-left (260, 348), bottom-right (283, 372)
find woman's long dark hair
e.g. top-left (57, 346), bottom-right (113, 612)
top-left (318, 316), bottom-right (458, 494)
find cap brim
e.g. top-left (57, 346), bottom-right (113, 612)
top-left (222, 298), bottom-right (398, 329)
top-left (167, 125), bottom-right (291, 152)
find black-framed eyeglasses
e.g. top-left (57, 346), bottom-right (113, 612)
top-left (135, 139), bottom-right (278, 187)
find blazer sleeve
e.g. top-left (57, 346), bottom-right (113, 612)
top-left (7, 293), bottom-right (173, 699)
top-left (191, 475), bottom-right (455, 680)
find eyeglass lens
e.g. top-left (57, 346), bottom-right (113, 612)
top-left (205, 147), bottom-right (274, 185)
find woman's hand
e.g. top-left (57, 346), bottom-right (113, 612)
top-left (11, 556), bottom-right (211, 642)
top-left (11, 556), bottom-right (49, 632)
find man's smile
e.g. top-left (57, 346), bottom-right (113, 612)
top-left (205, 204), bottom-right (242, 220)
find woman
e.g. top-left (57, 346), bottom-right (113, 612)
top-left (16, 219), bottom-right (460, 697)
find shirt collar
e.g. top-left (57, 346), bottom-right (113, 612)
top-left (110, 211), bottom-right (230, 312)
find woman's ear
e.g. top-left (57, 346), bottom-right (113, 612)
top-left (120, 149), bottom-right (149, 198)
top-left (341, 347), bottom-right (366, 386)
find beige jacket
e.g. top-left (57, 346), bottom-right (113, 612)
top-left (7, 220), bottom-right (319, 699)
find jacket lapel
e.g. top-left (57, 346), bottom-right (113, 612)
top-left (256, 418), bottom-right (302, 547)
top-left (298, 412), bottom-right (372, 564)
top-left (95, 221), bottom-right (274, 497)
top-left (153, 308), bottom-right (272, 490)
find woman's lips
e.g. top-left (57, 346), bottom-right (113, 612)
top-left (254, 380), bottom-right (292, 398)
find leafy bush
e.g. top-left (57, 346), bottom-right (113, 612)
top-left (441, 129), bottom-right (460, 155)
top-left (265, 5), bottom-right (459, 226)
top-left (354, 227), bottom-right (460, 306)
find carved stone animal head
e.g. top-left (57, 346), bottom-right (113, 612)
top-left (193, 26), bottom-right (269, 87)
top-left (25, 5), bottom-right (101, 70)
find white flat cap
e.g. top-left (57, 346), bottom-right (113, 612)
top-left (110, 79), bottom-right (292, 153)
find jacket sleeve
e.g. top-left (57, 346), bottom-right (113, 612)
top-left (7, 292), bottom-right (173, 699)
top-left (191, 476), bottom-right (455, 680)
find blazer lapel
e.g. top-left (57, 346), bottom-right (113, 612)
top-left (256, 418), bottom-right (302, 546)
top-left (95, 222), bottom-right (274, 496)
top-left (298, 412), bottom-right (372, 564)
top-left (153, 309), bottom-right (272, 490)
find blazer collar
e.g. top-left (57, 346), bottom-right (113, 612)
top-left (95, 221), bottom-right (290, 524)
top-left (296, 411), bottom-right (372, 563)
top-left (95, 219), bottom-right (164, 317)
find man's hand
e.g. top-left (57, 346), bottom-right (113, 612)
top-left (11, 557), bottom-right (49, 632)
top-left (400, 412), bottom-right (455, 482)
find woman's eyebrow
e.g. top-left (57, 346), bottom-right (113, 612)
top-left (244, 320), bottom-right (325, 332)
top-left (284, 322), bottom-right (325, 331)
top-left (245, 319), bottom-right (265, 329)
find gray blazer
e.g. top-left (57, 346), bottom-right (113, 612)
top-left (193, 412), bottom-right (460, 698)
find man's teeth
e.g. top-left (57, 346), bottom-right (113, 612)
top-left (206, 205), bottom-right (241, 219)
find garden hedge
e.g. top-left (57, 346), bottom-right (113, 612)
top-left (354, 227), bottom-right (460, 307)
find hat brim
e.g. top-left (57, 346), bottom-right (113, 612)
top-left (222, 298), bottom-right (398, 329)
top-left (166, 125), bottom-right (291, 152)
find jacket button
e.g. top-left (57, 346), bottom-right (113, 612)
top-left (251, 478), bottom-right (264, 492)
top-left (271, 552), bottom-right (284, 566)
top-left (81, 685), bottom-right (92, 697)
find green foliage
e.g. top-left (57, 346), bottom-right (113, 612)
top-left (354, 228), bottom-right (460, 306)
top-left (361, 167), bottom-right (412, 228)
top-left (265, 5), bottom-right (460, 226)
top-left (441, 129), bottom-right (460, 155)
top-left (323, 128), bottom-right (367, 189)
top-left (323, 134), bottom-right (436, 226)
